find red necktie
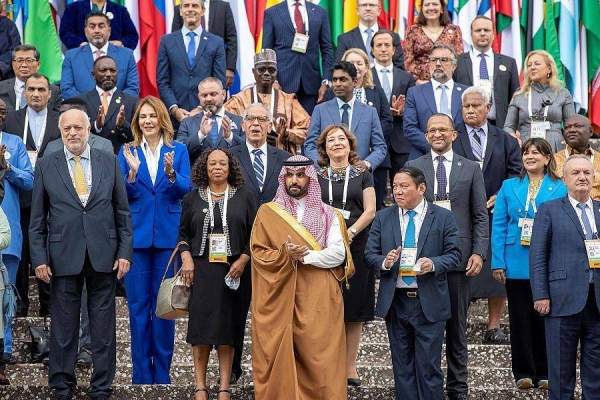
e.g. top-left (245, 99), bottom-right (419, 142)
top-left (294, 1), bottom-right (304, 34)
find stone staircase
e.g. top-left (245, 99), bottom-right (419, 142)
top-left (0, 276), bottom-right (573, 399)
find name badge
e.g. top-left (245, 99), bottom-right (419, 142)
top-left (209, 234), bottom-right (228, 263)
top-left (478, 80), bottom-right (493, 97)
top-left (531, 121), bottom-right (550, 139)
top-left (585, 239), bottom-right (600, 268)
top-left (291, 32), bottom-right (309, 53)
top-left (28, 150), bottom-right (38, 170)
top-left (336, 208), bottom-right (351, 220)
top-left (520, 218), bottom-right (534, 246)
top-left (434, 200), bottom-right (452, 211)
top-left (399, 247), bottom-right (417, 277)
top-left (476, 161), bottom-right (483, 170)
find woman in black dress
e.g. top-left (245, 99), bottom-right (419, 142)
top-left (316, 125), bottom-right (376, 387)
top-left (178, 149), bottom-right (257, 400)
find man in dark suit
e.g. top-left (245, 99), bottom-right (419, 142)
top-left (177, 77), bottom-right (243, 167)
top-left (305, 61), bottom-right (387, 172)
top-left (30, 108), bottom-right (133, 400)
top-left (453, 86), bottom-right (521, 345)
top-left (335, 0), bottom-right (404, 69)
top-left (453, 16), bottom-right (519, 128)
top-left (364, 166), bottom-right (462, 400)
top-left (262, 0), bottom-right (334, 114)
top-left (157, 0), bottom-right (226, 125)
top-left (171, 0), bottom-right (237, 88)
top-left (406, 113), bottom-right (489, 400)
top-left (76, 55), bottom-right (137, 155)
top-left (0, 45), bottom-right (62, 112)
top-left (58, 0), bottom-right (139, 50)
top-left (530, 155), bottom-right (600, 400)
top-left (404, 44), bottom-right (469, 160)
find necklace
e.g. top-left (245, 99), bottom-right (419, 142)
top-left (208, 185), bottom-right (228, 197)
top-left (528, 179), bottom-right (542, 198)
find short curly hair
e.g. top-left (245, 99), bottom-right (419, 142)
top-left (191, 148), bottom-right (245, 188)
top-left (316, 125), bottom-right (361, 168)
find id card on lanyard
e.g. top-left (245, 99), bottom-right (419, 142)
top-left (519, 190), bottom-right (537, 246)
top-left (328, 166), bottom-right (351, 220)
top-left (398, 202), bottom-right (427, 277)
top-left (528, 92), bottom-right (550, 139)
top-left (207, 187), bottom-right (229, 263)
top-left (291, 9), bottom-right (309, 53)
top-left (23, 112), bottom-right (47, 170)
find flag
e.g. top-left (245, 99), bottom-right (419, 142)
top-left (582, 0), bottom-right (600, 127)
top-left (343, 0), bottom-right (359, 32)
top-left (559, 0), bottom-right (586, 111)
top-left (543, 0), bottom-right (562, 81)
top-left (6, 0), bottom-right (25, 38)
top-left (24, 0), bottom-right (63, 84)
top-left (498, 0), bottom-right (523, 74)
top-left (138, 0), bottom-right (166, 97)
top-left (255, 0), bottom-right (280, 52)
top-left (317, 0), bottom-right (343, 46)
top-left (531, 0), bottom-right (544, 50)
top-left (452, 0), bottom-right (476, 51)
top-left (378, 0), bottom-right (390, 29)
top-left (226, 0), bottom-right (255, 92)
top-left (395, 0), bottom-right (416, 38)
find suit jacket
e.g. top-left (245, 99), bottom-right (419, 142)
top-left (372, 66), bottom-right (416, 154)
top-left (406, 152), bottom-right (489, 270)
top-left (336, 27), bottom-right (405, 70)
top-left (45, 134), bottom-right (115, 155)
top-left (176, 111), bottom-right (243, 167)
top-left (61, 44), bottom-right (139, 99)
top-left (403, 81), bottom-right (469, 160)
top-left (305, 98), bottom-right (387, 170)
top-left (157, 30), bottom-right (226, 111)
top-left (29, 149), bottom-right (133, 276)
top-left (77, 89), bottom-right (138, 154)
top-left (0, 78), bottom-right (62, 113)
top-left (530, 197), bottom-right (600, 316)
top-left (262, 1), bottom-right (334, 95)
top-left (118, 141), bottom-right (192, 249)
top-left (58, 0), bottom-right (139, 50)
top-left (453, 52), bottom-right (520, 128)
top-left (492, 175), bottom-right (566, 279)
top-left (230, 143), bottom-right (291, 205)
top-left (0, 16), bottom-right (21, 80)
top-left (453, 122), bottom-right (521, 199)
top-left (364, 202), bottom-right (462, 321)
top-left (171, 1), bottom-right (238, 71)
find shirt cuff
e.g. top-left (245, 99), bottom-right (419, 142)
top-left (381, 260), bottom-right (391, 271)
top-left (197, 131), bottom-right (207, 143)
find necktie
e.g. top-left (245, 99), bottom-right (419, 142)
top-left (94, 49), bottom-right (103, 61)
top-left (439, 84), bottom-right (450, 115)
top-left (341, 104), bottom-right (350, 127)
top-left (92, 3), bottom-right (100, 11)
top-left (436, 155), bottom-right (447, 200)
top-left (252, 148), bottom-right (264, 191)
top-left (577, 203), bottom-right (595, 283)
top-left (208, 115), bottom-right (219, 146)
top-left (101, 91), bottom-right (110, 112)
top-left (479, 53), bottom-right (490, 80)
top-left (294, 1), bottom-right (304, 34)
top-left (365, 28), bottom-right (374, 62)
top-left (73, 156), bottom-right (89, 195)
top-left (381, 68), bottom-right (392, 101)
top-left (471, 128), bottom-right (483, 161)
top-left (187, 32), bottom-right (197, 66)
top-left (402, 210), bottom-right (417, 286)
top-left (19, 85), bottom-right (26, 109)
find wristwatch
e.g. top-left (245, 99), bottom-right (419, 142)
top-left (349, 227), bottom-right (358, 235)
top-left (321, 79), bottom-right (332, 88)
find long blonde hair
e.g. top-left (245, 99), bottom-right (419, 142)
top-left (515, 50), bottom-right (564, 97)
top-left (342, 48), bottom-right (374, 89)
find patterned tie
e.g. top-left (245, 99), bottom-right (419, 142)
top-left (402, 210), bottom-right (417, 286)
top-left (436, 155), bottom-right (447, 200)
top-left (208, 115), bottom-right (219, 146)
top-left (341, 104), bottom-right (350, 127)
top-left (252, 148), bottom-right (264, 191)
top-left (479, 53), bottom-right (490, 80)
top-left (577, 203), bottom-right (595, 283)
top-left (365, 28), bottom-right (374, 62)
top-left (471, 128), bottom-right (484, 161)
top-left (439, 84), bottom-right (450, 115)
top-left (101, 91), bottom-right (110, 113)
top-left (381, 68), bottom-right (392, 101)
top-left (94, 49), bottom-right (103, 61)
top-left (73, 156), bottom-right (89, 195)
top-left (187, 32), bottom-right (197, 66)
top-left (294, 0), bottom-right (304, 34)
top-left (19, 85), bottom-right (26, 109)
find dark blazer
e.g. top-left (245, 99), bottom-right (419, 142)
top-left (230, 143), bottom-right (291, 205)
top-left (0, 16), bottom-right (21, 80)
top-left (364, 202), bottom-right (462, 321)
top-left (0, 78), bottom-right (62, 113)
top-left (403, 81), bottom-right (469, 160)
top-left (176, 111), bottom-right (244, 167)
top-left (372, 66), bottom-right (416, 154)
top-left (336, 27), bottom-right (405, 70)
top-left (4, 108), bottom-right (61, 159)
top-left (406, 152), bottom-right (489, 270)
top-left (453, 52), bottom-right (520, 128)
top-left (262, 1), bottom-right (334, 95)
top-left (29, 149), bottom-right (133, 276)
top-left (58, 0), bottom-right (139, 50)
top-left (171, 1), bottom-right (238, 71)
top-left (453, 122), bottom-right (521, 199)
top-left (157, 30), bottom-right (226, 111)
top-left (45, 134), bottom-right (115, 155)
top-left (77, 89), bottom-right (138, 154)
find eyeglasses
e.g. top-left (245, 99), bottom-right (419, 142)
top-left (428, 57), bottom-right (453, 64)
top-left (13, 58), bottom-right (38, 65)
top-left (426, 128), bottom-right (453, 135)
top-left (256, 67), bottom-right (277, 74)
top-left (244, 115), bottom-right (269, 123)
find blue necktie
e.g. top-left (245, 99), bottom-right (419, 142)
top-left (471, 128), bottom-right (484, 162)
top-left (403, 210), bottom-right (417, 286)
top-left (577, 203), bottom-right (595, 283)
top-left (208, 115), bottom-right (219, 147)
top-left (439, 84), bottom-right (450, 115)
top-left (436, 155), bottom-right (448, 200)
top-left (365, 28), bottom-right (374, 62)
top-left (341, 104), bottom-right (350, 127)
top-left (187, 31), bottom-right (197, 66)
top-left (381, 68), bottom-right (392, 102)
top-left (479, 53), bottom-right (490, 80)
top-left (252, 148), bottom-right (264, 191)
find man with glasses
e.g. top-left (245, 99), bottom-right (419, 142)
top-left (0, 45), bottom-right (62, 112)
top-left (225, 49), bottom-right (309, 155)
top-left (404, 44), bottom-right (469, 160)
top-left (335, 0), bottom-right (404, 69)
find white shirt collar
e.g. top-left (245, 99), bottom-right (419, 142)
top-left (246, 140), bottom-right (268, 155)
top-left (141, 136), bottom-right (164, 154)
top-left (471, 47), bottom-right (494, 59)
top-left (181, 25), bottom-right (204, 38)
top-left (466, 121), bottom-right (489, 134)
top-left (65, 144), bottom-right (91, 161)
top-left (90, 41), bottom-right (109, 55)
top-left (95, 86), bottom-right (117, 97)
top-left (336, 96), bottom-right (356, 110)
top-left (431, 149), bottom-right (454, 163)
top-left (374, 60), bottom-right (393, 72)
top-left (402, 197), bottom-right (426, 216)
top-left (431, 78), bottom-right (454, 90)
top-left (568, 195), bottom-right (594, 210)
top-left (359, 22), bottom-right (378, 33)
top-left (288, 0), bottom-right (306, 7)
top-left (27, 107), bottom-right (48, 118)
top-left (15, 78), bottom-right (26, 88)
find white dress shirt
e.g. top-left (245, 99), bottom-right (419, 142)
top-left (469, 48), bottom-right (496, 119)
top-left (89, 42), bottom-right (110, 60)
top-left (141, 136), bottom-right (164, 185)
top-left (432, 149), bottom-right (453, 198)
top-left (246, 141), bottom-right (268, 174)
top-left (374, 61), bottom-right (395, 92)
top-left (197, 108), bottom-right (233, 145)
top-left (336, 96), bottom-right (356, 128)
top-left (14, 78), bottom-right (26, 109)
top-left (181, 25), bottom-right (204, 55)
top-left (431, 79), bottom-right (455, 114)
top-left (287, 0), bottom-right (308, 33)
top-left (26, 107), bottom-right (48, 150)
top-left (569, 195), bottom-right (598, 237)
top-left (359, 22), bottom-right (379, 48)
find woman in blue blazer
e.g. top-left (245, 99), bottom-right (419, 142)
top-left (118, 96), bottom-right (193, 384)
top-left (491, 138), bottom-right (566, 391)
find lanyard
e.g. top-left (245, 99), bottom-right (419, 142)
top-left (399, 202), bottom-right (428, 248)
top-left (328, 166), bottom-right (350, 210)
top-left (64, 148), bottom-right (93, 189)
top-left (252, 86), bottom-right (276, 118)
top-left (524, 190), bottom-right (537, 217)
top-left (208, 186), bottom-right (229, 230)
top-left (528, 90), bottom-right (549, 121)
top-left (23, 111), bottom-right (47, 152)
top-left (290, 3), bottom-right (309, 34)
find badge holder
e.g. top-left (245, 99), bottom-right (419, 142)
top-left (28, 150), bottom-right (38, 170)
top-left (291, 32), bottom-right (309, 53)
top-left (520, 218), bottom-right (534, 246)
top-left (530, 121), bottom-right (550, 140)
top-left (585, 239), bottom-right (600, 268)
top-left (398, 248), bottom-right (417, 277)
top-left (209, 234), bottom-right (228, 263)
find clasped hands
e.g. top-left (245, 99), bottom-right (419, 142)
top-left (286, 235), bottom-right (309, 263)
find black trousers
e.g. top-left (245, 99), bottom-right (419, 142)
top-left (445, 271), bottom-right (470, 395)
top-left (506, 279), bottom-right (548, 384)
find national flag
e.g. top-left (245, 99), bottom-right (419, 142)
top-left (452, 0), bottom-right (476, 51)
top-left (317, 0), bottom-right (343, 46)
top-left (6, 0), bottom-right (25, 38)
top-left (343, 0), bottom-right (359, 32)
top-left (378, 0), bottom-right (390, 29)
top-left (582, 0), bottom-right (600, 128)
top-left (24, 0), bottom-right (63, 84)
top-left (255, 0), bottom-right (280, 52)
top-left (137, 0), bottom-right (166, 97)
top-left (395, 0), bottom-right (416, 38)
top-left (226, 0), bottom-right (255, 92)
top-left (531, 0), bottom-right (544, 50)
top-left (544, 0), bottom-right (562, 80)
top-left (498, 0), bottom-right (523, 74)
top-left (559, 0), bottom-right (586, 111)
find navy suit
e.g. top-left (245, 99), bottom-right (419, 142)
top-left (364, 202), bottom-right (461, 399)
top-left (336, 27), bottom-right (405, 70)
top-left (59, 1), bottom-right (139, 50)
top-left (176, 111), bottom-right (243, 167)
top-left (61, 44), bottom-right (139, 99)
top-left (262, 0), bottom-right (334, 114)
top-left (157, 30), bottom-right (226, 113)
top-left (530, 197), bottom-right (600, 399)
top-left (403, 81), bottom-right (469, 160)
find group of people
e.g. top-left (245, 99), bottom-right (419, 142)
top-left (0, 0), bottom-right (595, 400)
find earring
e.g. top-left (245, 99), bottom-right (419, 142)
top-left (547, 72), bottom-right (551, 78)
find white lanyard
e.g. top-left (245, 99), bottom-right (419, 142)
top-left (65, 149), bottom-right (93, 189)
top-left (290, 3), bottom-right (308, 34)
top-left (524, 190), bottom-right (537, 217)
top-left (252, 86), bottom-right (275, 117)
top-left (528, 90), bottom-right (549, 121)
top-left (399, 202), bottom-right (428, 248)
top-left (23, 111), bottom-right (47, 151)
top-left (207, 186), bottom-right (229, 230)
top-left (328, 166), bottom-right (350, 210)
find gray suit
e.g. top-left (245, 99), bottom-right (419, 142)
top-left (0, 78), bottom-right (62, 112)
top-left (406, 151), bottom-right (488, 396)
top-left (44, 135), bottom-right (114, 155)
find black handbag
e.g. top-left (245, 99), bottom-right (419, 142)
top-left (29, 317), bottom-right (50, 364)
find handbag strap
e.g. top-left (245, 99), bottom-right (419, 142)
top-left (161, 244), bottom-right (184, 282)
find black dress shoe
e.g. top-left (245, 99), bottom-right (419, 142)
top-left (448, 393), bottom-right (468, 400)
top-left (347, 378), bottom-right (362, 387)
top-left (76, 349), bottom-right (93, 367)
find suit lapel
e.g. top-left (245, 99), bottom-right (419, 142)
top-left (306, 3), bottom-right (317, 36)
top-left (562, 197), bottom-right (586, 239)
top-left (423, 84), bottom-right (437, 114)
top-left (88, 91), bottom-right (102, 121)
top-left (511, 175), bottom-right (529, 211)
top-left (391, 205), bottom-right (402, 248)
top-left (449, 154), bottom-right (464, 192)
top-left (329, 100), bottom-right (342, 124)
top-left (39, 111), bottom-right (58, 154)
top-left (417, 205), bottom-right (434, 258)
top-left (482, 124), bottom-right (496, 172)
top-left (456, 126), bottom-right (475, 162)
top-left (421, 153), bottom-right (436, 191)
top-left (192, 32), bottom-right (210, 69)
top-left (173, 30), bottom-right (190, 71)
top-left (451, 86), bottom-right (464, 122)
top-left (351, 102), bottom-right (365, 133)
top-left (133, 146), bottom-right (154, 190)
top-left (392, 68), bottom-right (403, 96)
top-left (86, 149), bottom-right (103, 205)
top-left (81, 46), bottom-right (94, 77)
top-left (7, 80), bottom-right (16, 107)
top-left (106, 90), bottom-right (123, 122)
top-left (350, 28), bottom-right (364, 50)
top-left (263, 146), bottom-right (280, 191)
top-left (237, 146), bottom-right (260, 191)
top-left (154, 145), bottom-right (171, 187)
top-left (54, 152), bottom-right (82, 205)
top-left (493, 54), bottom-right (502, 87)
top-left (462, 56), bottom-right (474, 85)
top-left (279, 3), bottom-right (296, 34)
top-left (593, 200), bottom-right (600, 236)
